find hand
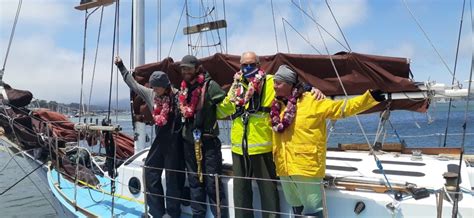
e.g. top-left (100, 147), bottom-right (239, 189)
top-left (233, 71), bottom-right (242, 81)
top-left (114, 56), bottom-right (122, 65)
top-left (370, 89), bottom-right (386, 102)
top-left (311, 87), bottom-right (326, 100)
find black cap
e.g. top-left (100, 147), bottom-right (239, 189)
top-left (180, 55), bottom-right (199, 68)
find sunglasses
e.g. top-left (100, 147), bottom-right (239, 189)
top-left (241, 63), bottom-right (257, 68)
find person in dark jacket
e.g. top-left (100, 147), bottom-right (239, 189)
top-left (115, 57), bottom-right (185, 218)
top-left (177, 55), bottom-right (227, 217)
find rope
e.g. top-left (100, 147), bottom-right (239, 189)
top-left (443, 0), bottom-right (467, 147)
top-left (1, 0), bottom-right (22, 73)
top-left (401, 0), bottom-right (460, 84)
top-left (87, 6), bottom-right (105, 114)
top-left (325, 0), bottom-right (352, 52)
top-left (270, 0), bottom-right (279, 52)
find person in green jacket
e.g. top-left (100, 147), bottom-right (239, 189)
top-left (178, 55), bottom-right (227, 218)
top-left (217, 52), bottom-right (325, 218)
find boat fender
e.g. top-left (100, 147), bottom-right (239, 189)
top-left (354, 201), bottom-right (365, 215)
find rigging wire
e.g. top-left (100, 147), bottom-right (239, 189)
top-left (282, 18), bottom-right (290, 53)
top-left (290, 0), bottom-right (350, 51)
top-left (87, 6), bottom-right (105, 114)
top-left (452, 0), bottom-right (473, 216)
top-left (222, 0), bottom-right (228, 53)
top-left (185, 0), bottom-right (191, 54)
top-left (168, 2), bottom-right (186, 57)
top-left (313, 7), bottom-right (396, 200)
top-left (157, 0), bottom-right (162, 61)
top-left (281, 18), bottom-right (322, 54)
top-left (401, 0), bottom-right (461, 84)
top-left (270, 0), bottom-right (279, 52)
top-left (1, 0), bottom-right (22, 74)
top-left (115, 1), bottom-right (120, 124)
top-left (442, 0), bottom-right (467, 147)
top-left (78, 10), bottom-right (88, 123)
top-left (205, 1), bottom-right (224, 53)
top-left (107, 1), bottom-right (120, 121)
top-left (325, 0), bottom-right (352, 52)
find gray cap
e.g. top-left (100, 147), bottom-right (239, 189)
top-left (274, 65), bottom-right (297, 85)
top-left (149, 71), bottom-right (170, 88)
top-left (180, 55), bottom-right (199, 68)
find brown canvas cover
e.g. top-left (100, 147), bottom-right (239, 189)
top-left (131, 52), bottom-right (429, 123)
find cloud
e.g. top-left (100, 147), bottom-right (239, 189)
top-left (0, 0), bottom-right (72, 28)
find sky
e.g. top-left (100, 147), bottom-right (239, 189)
top-left (0, 0), bottom-right (472, 105)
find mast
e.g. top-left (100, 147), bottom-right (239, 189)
top-left (132, 0), bottom-right (147, 152)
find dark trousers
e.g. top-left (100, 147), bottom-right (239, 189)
top-left (183, 137), bottom-right (227, 218)
top-left (144, 135), bottom-right (185, 218)
top-left (232, 152), bottom-right (280, 218)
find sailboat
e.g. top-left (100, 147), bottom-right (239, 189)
top-left (1, 0), bottom-right (473, 217)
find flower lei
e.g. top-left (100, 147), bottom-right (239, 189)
top-left (270, 88), bottom-right (299, 133)
top-left (152, 95), bottom-right (171, 127)
top-left (231, 70), bottom-right (265, 106)
top-left (178, 74), bottom-right (205, 119)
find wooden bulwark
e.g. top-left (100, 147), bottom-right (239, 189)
top-left (74, 0), bottom-right (115, 11)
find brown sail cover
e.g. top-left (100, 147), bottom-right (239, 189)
top-left (132, 52), bottom-right (429, 122)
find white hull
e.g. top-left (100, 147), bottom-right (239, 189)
top-left (114, 145), bottom-right (474, 217)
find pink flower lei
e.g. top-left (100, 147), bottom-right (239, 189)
top-left (178, 74), bottom-right (205, 119)
top-left (270, 88), bottom-right (299, 132)
top-left (231, 70), bottom-right (265, 106)
top-left (152, 95), bottom-right (171, 127)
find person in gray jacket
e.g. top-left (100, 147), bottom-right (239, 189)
top-left (115, 57), bottom-right (185, 218)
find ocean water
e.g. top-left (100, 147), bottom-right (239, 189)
top-left (0, 103), bottom-right (472, 217)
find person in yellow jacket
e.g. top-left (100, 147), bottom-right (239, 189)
top-left (217, 52), bottom-right (325, 218)
top-left (271, 65), bottom-right (384, 217)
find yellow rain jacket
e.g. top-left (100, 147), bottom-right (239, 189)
top-left (272, 90), bottom-right (379, 178)
top-left (217, 75), bottom-right (275, 155)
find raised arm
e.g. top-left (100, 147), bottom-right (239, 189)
top-left (114, 56), bottom-right (153, 102)
top-left (317, 90), bottom-right (381, 120)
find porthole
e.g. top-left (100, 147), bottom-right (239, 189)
top-left (128, 177), bottom-right (141, 195)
